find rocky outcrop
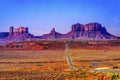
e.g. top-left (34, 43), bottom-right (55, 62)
top-left (8, 26), bottom-right (33, 40)
top-left (0, 22), bottom-right (120, 45)
top-left (41, 28), bottom-right (63, 39)
top-left (61, 23), bottom-right (119, 40)
top-left (0, 27), bottom-right (34, 45)
top-left (9, 26), bottom-right (28, 36)
top-left (0, 32), bottom-right (9, 39)
top-left (41, 23), bottom-right (116, 40)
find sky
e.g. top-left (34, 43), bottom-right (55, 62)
top-left (0, 0), bottom-right (120, 36)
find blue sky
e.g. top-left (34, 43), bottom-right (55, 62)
top-left (0, 0), bottom-right (120, 36)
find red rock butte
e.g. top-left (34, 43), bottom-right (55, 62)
top-left (9, 27), bottom-right (28, 36)
top-left (0, 22), bottom-right (120, 45)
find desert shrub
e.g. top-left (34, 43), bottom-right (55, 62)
top-left (111, 74), bottom-right (119, 80)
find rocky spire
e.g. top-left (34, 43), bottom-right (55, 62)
top-left (50, 28), bottom-right (56, 34)
top-left (9, 26), bottom-right (14, 35)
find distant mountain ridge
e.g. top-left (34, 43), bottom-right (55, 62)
top-left (0, 22), bottom-right (120, 44)
top-left (41, 22), bottom-right (120, 40)
top-left (0, 32), bottom-right (9, 39)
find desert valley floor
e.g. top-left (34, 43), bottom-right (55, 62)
top-left (0, 48), bottom-right (120, 80)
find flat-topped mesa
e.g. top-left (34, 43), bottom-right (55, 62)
top-left (84, 23), bottom-right (102, 31)
top-left (14, 27), bottom-right (28, 34)
top-left (71, 23), bottom-right (105, 32)
top-left (84, 23), bottom-right (107, 33)
top-left (65, 22), bottom-right (114, 39)
top-left (71, 23), bottom-right (84, 32)
top-left (0, 22), bottom-right (119, 42)
top-left (9, 26), bottom-right (28, 36)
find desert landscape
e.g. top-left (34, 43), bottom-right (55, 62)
top-left (0, 0), bottom-right (120, 80)
top-left (0, 40), bottom-right (120, 80)
top-left (0, 23), bottom-right (120, 79)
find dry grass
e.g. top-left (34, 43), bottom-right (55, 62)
top-left (0, 49), bottom-right (120, 79)
top-left (0, 49), bottom-right (120, 67)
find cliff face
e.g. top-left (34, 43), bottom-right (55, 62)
top-left (9, 26), bottom-right (29, 36)
top-left (0, 22), bottom-right (120, 45)
top-left (42, 23), bottom-right (120, 40)
top-left (63, 23), bottom-right (114, 40)
top-left (0, 27), bottom-right (34, 45)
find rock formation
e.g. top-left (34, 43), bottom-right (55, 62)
top-left (9, 26), bottom-right (28, 36)
top-left (0, 32), bottom-right (9, 39)
top-left (0, 26), bottom-right (34, 45)
top-left (62, 22), bottom-right (119, 40)
top-left (0, 22), bottom-right (120, 45)
top-left (41, 28), bottom-right (63, 39)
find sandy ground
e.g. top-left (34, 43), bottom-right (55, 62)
top-left (0, 49), bottom-right (120, 79)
